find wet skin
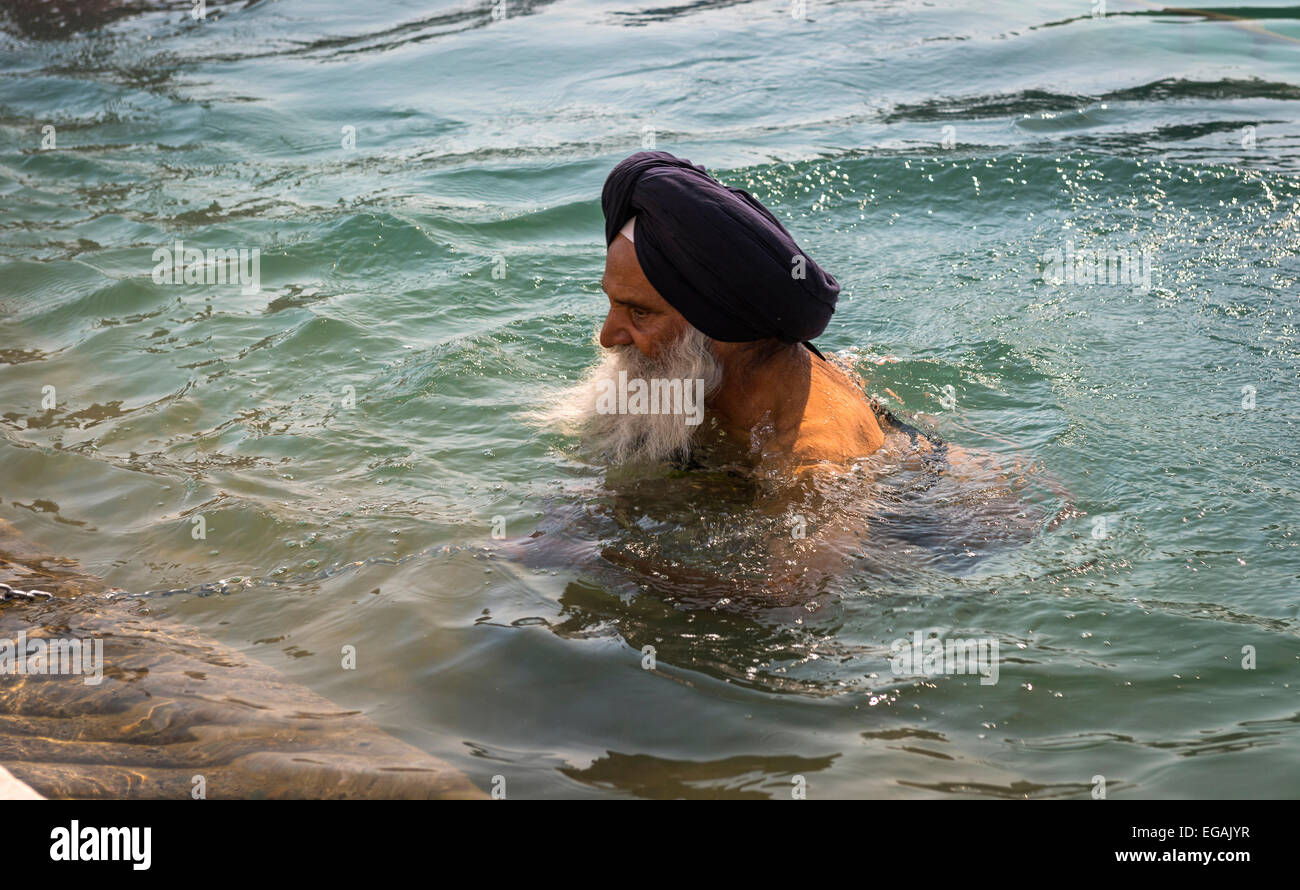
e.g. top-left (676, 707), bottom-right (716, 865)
top-left (599, 233), bottom-right (887, 471)
top-left (578, 234), bottom-right (1071, 599)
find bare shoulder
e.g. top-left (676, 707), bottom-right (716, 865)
top-left (791, 357), bottom-right (884, 460)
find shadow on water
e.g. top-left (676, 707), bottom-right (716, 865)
top-left (0, 519), bottom-right (483, 799)
top-left (559, 749), bottom-right (839, 800)
top-left (1, 0), bottom-right (563, 58)
top-left (497, 386), bottom-right (1069, 699)
top-left (0, 0), bottom-right (160, 39)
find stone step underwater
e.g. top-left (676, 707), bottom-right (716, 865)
top-left (0, 519), bottom-right (484, 800)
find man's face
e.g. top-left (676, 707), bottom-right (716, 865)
top-left (530, 233), bottom-right (723, 466)
top-left (599, 234), bottom-right (690, 359)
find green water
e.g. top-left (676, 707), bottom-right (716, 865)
top-left (1, 0), bottom-right (1298, 798)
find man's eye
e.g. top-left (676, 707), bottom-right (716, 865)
top-left (629, 307), bottom-right (649, 319)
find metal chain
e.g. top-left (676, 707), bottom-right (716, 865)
top-left (0, 582), bottom-right (55, 603)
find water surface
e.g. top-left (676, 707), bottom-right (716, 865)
top-left (1, 0), bottom-right (1298, 798)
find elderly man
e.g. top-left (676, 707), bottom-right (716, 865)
top-left (543, 150), bottom-right (943, 474)
top-left (526, 152), bottom-right (1065, 597)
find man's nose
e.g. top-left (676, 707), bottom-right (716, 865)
top-left (599, 311), bottom-right (633, 349)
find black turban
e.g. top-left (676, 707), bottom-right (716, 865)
top-left (601, 150), bottom-right (839, 344)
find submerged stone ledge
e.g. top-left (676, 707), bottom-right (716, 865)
top-left (0, 519), bottom-right (484, 801)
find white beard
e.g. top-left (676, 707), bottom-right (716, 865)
top-left (534, 325), bottom-right (724, 466)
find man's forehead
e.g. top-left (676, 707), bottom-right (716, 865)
top-left (604, 233), bottom-right (643, 277)
top-left (603, 238), bottom-right (661, 300)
